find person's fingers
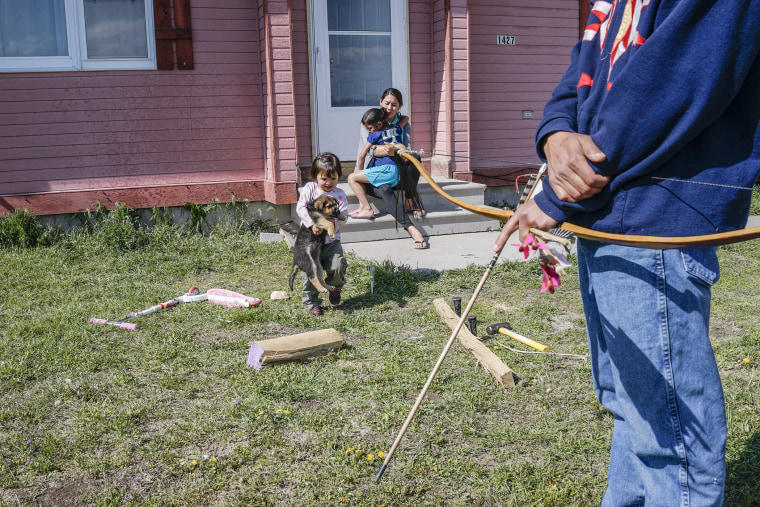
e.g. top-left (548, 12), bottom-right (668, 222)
top-left (494, 202), bottom-right (559, 252)
top-left (545, 132), bottom-right (610, 202)
top-left (494, 215), bottom-right (518, 253)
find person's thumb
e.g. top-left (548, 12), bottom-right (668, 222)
top-left (582, 136), bottom-right (606, 163)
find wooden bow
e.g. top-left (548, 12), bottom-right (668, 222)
top-left (400, 152), bottom-right (760, 249)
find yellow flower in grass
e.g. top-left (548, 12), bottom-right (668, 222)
top-left (275, 408), bottom-right (283, 413)
top-left (367, 454), bottom-right (375, 461)
top-left (283, 409), bottom-right (291, 414)
top-left (345, 447), bottom-right (355, 455)
top-left (377, 451), bottom-right (385, 458)
top-left (190, 460), bottom-right (198, 467)
top-left (743, 357), bottom-right (751, 364)
top-left (209, 457), bottom-right (217, 463)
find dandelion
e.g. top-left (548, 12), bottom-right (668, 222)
top-left (190, 460), bottom-right (198, 467)
top-left (433, 467), bottom-right (438, 472)
top-left (367, 454), bottom-right (375, 461)
top-left (275, 408), bottom-right (283, 413)
top-left (345, 447), bottom-right (355, 455)
top-left (209, 457), bottom-right (217, 463)
top-left (743, 357), bottom-right (751, 364)
top-left (493, 346), bottom-right (499, 350)
top-left (258, 410), bottom-right (264, 415)
top-left (283, 409), bottom-right (291, 414)
top-left (377, 451), bottom-right (385, 458)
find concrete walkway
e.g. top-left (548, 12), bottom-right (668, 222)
top-left (342, 229), bottom-right (544, 272)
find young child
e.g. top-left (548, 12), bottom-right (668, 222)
top-left (347, 108), bottom-right (407, 219)
top-left (295, 152), bottom-right (348, 316)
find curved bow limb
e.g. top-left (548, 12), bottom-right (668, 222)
top-left (399, 151), bottom-right (760, 249)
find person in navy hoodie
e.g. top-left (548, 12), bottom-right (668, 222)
top-left (495, 1), bottom-right (760, 505)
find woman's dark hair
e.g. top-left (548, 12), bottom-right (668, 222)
top-left (310, 152), bottom-right (342, 180)
top-left (381, 88), bottom-right (403, 105)
top-left (361, 107), bottom-right (388, 128)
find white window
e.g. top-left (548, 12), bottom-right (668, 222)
top-left (0, 0), bottom-right (156, 72)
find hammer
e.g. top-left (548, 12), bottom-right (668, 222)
top-left (485, 322), bottom-right (548, 352)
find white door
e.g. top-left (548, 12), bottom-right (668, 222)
top-left (310, 0), bottom-right (409, 162)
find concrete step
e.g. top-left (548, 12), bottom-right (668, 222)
top-left (289, 177), bottom-right (504, 244)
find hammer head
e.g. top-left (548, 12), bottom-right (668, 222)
top-left (486, 322), bottom-right (512, 336)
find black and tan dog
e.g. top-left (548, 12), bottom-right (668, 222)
top-left (288, 194), bottom-right (346, 293)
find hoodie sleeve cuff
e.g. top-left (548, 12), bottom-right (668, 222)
top-left (533, 185), bottom-right (571, 224)
top-left (535, 119), bottom-right (577, 160)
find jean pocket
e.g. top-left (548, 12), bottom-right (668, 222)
top-left (681, 247), bottom-right (720, 287)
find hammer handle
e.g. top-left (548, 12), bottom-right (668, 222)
top-left (498, 328), bottom-right (548, 352)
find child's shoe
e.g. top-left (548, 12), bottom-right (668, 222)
top-left (308, 304), bottom-right (323, 316)
top-left (329, 290), bottom-right (342, 306)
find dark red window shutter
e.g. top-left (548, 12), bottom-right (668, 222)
top-left (154, 0), bottom-right (194, 70)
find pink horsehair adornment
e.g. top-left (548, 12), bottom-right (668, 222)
top-left (511, 233), bottom-right (569, 293)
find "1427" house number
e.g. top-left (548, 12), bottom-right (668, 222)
top-left (496, 35), bottom-right (516, 45)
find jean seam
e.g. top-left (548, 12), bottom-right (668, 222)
top-left (660, 250), bottom-right (691, 506)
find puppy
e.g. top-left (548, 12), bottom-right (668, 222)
top-left (288, 194), bottom-right (346, 293)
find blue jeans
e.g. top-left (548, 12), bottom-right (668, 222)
top-left (576, 239), bottom-right (726, 507)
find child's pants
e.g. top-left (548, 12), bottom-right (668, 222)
top-left (301, 239), bottom-right (347, 307)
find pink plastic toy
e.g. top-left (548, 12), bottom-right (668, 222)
top-left (90, 287), bottom-right (261, 330)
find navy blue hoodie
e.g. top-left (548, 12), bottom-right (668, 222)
top-left (535, 0), bottom-right (760, 237)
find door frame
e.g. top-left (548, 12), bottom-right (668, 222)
top-left (308, 0), bottom-right (409, 162)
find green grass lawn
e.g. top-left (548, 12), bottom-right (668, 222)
top-left (0, 210), bottom-right (758, 506)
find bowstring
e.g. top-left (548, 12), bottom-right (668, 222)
top-left (650, 176), bottom-right (757, 192)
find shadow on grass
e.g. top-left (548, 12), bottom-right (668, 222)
top-left (725, 430), bottom-right (760, 506)
top-left (341, 259), bottom-right (440, 312)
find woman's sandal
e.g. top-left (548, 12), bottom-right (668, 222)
top-left (413, 240), bottom-right (429, 250)
top-left (349, 210), bottom-right (375, 219)
top-left (404, 199), bottom-right (426, 218)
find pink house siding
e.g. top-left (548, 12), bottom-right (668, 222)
top-left (408, 0), bottom-right (434, 160)
top-left (449, 1), bottom-right (470, 178)
top-left (468, 0), bottom-right (580, 181)
top-left (0, 0), bottom-right (587, 217)
top-left (259, 0), bottom-right (299, 203)
top-left (0, 0), bottom-right (274, 215)
top-left (429, 0), bottom-right (452, 175)
top-left (291, 0), bottom-right (314, 174)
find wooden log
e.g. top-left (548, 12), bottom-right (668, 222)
top-left (247, 328), bottom-right (343, 370)
top-left (433, 298), bottom-right (516, 387)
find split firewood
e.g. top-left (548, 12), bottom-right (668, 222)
top-left (433, 298), bottom-right (516, 387)
top-left (247, 328), bottom-right (343, 370)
